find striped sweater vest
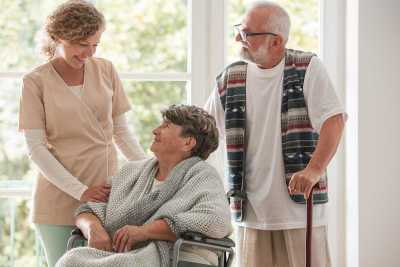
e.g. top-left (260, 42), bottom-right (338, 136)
top-left (216, 49), bottom-right (328, 222)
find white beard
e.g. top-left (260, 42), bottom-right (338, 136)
top-left (239, 45), bottom-right (269, 66)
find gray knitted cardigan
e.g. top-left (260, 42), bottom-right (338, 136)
top-left (56, 157), bottom-right (232, 267)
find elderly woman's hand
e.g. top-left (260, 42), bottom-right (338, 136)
top-left (87, 224), bottom-right (113, 251)
top-left (113, 225), bottom-right (147, 252)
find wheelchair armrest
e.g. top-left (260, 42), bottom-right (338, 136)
top-left (71, 228), bottom-right (84, 237)
top-left (66, 227), bottom-right (87, 251)
top-left (180, 231), bottom-right (235, 248)
top-left (172, 232), bottom-right (235, 267)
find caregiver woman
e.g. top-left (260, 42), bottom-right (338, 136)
top-left (18, 1), bottom-right (146, 266)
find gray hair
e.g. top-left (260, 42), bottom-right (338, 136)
top-left (161, 105), bottom-right (219, 160)
top-left (248, 1), bottom-right (291, 43)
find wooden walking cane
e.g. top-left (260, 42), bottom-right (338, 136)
top-left (306, 186), bottom-right (315, 267)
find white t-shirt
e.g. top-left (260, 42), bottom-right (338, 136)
top-left (68, 84), bottom-right (84, 98)
top-left (205, 56), bottom-right (346, 230)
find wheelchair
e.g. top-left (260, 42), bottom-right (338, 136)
top-left (66, 228), bottom-right (235, 267)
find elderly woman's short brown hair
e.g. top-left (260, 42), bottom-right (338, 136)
top-left (162, 105), bottom-right (219, 160)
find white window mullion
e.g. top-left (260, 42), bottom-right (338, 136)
top-left (208, 0), bottom-right (226, 96)
top-left (321, 1), bottom-right (348, 267)
top-left (119, 72), bottom-right (190, 81)
top-left (345, 0), bottom-right (359, 266)
top-left (0, 72), bottom-right (190, 81)
top-left (187, 0), bottom-right (209, 106)
top-left (188, 0), bottom-right (226, 107)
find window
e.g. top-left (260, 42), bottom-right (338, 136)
top-left (0, 0), bottom-right (192, 265)
top-left (0, 0), bottom-right (323, 266)
top-left (94, 0), bottom-right (189, 150)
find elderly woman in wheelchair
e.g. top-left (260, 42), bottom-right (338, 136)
top-left (56, 105), bottom-right (233, 267)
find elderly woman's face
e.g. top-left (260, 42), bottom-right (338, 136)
top-left (150, 120), bottom-right (191, 158)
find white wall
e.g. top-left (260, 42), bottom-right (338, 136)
top-left (347, 0), bottom-right (400, 266)
top-left (358, 1), bottom-right (400, 266)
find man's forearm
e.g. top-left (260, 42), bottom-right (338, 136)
top-left (308, 114), bottom-right (346, 173)
top-left (75, 212), bottom-right (104, 239)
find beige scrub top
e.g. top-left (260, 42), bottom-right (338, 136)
top-left (19, 57), bottom-right (131, 225)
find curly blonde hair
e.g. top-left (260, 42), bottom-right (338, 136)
top-left (40, 0), bottom-right (105, 59)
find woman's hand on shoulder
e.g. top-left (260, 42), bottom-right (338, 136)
top-left (80, 183), bottom-right (111, 202)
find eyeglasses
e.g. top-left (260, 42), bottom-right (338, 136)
top-left (234, 24), bottom-right (278, 42)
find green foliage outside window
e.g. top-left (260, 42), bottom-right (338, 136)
top-left (0, 0), bottom-right (187, 265)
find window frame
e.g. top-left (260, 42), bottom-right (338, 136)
top-left (0, 1), bottom-right (350, 266)
top-left (0, 2), bottom-right (215, 265)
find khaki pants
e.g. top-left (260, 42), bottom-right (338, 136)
top-left (235, 226), bottom-right (331, 267)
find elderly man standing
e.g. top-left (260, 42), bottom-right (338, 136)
top-left (205, 1), bottom-right (346, 266)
